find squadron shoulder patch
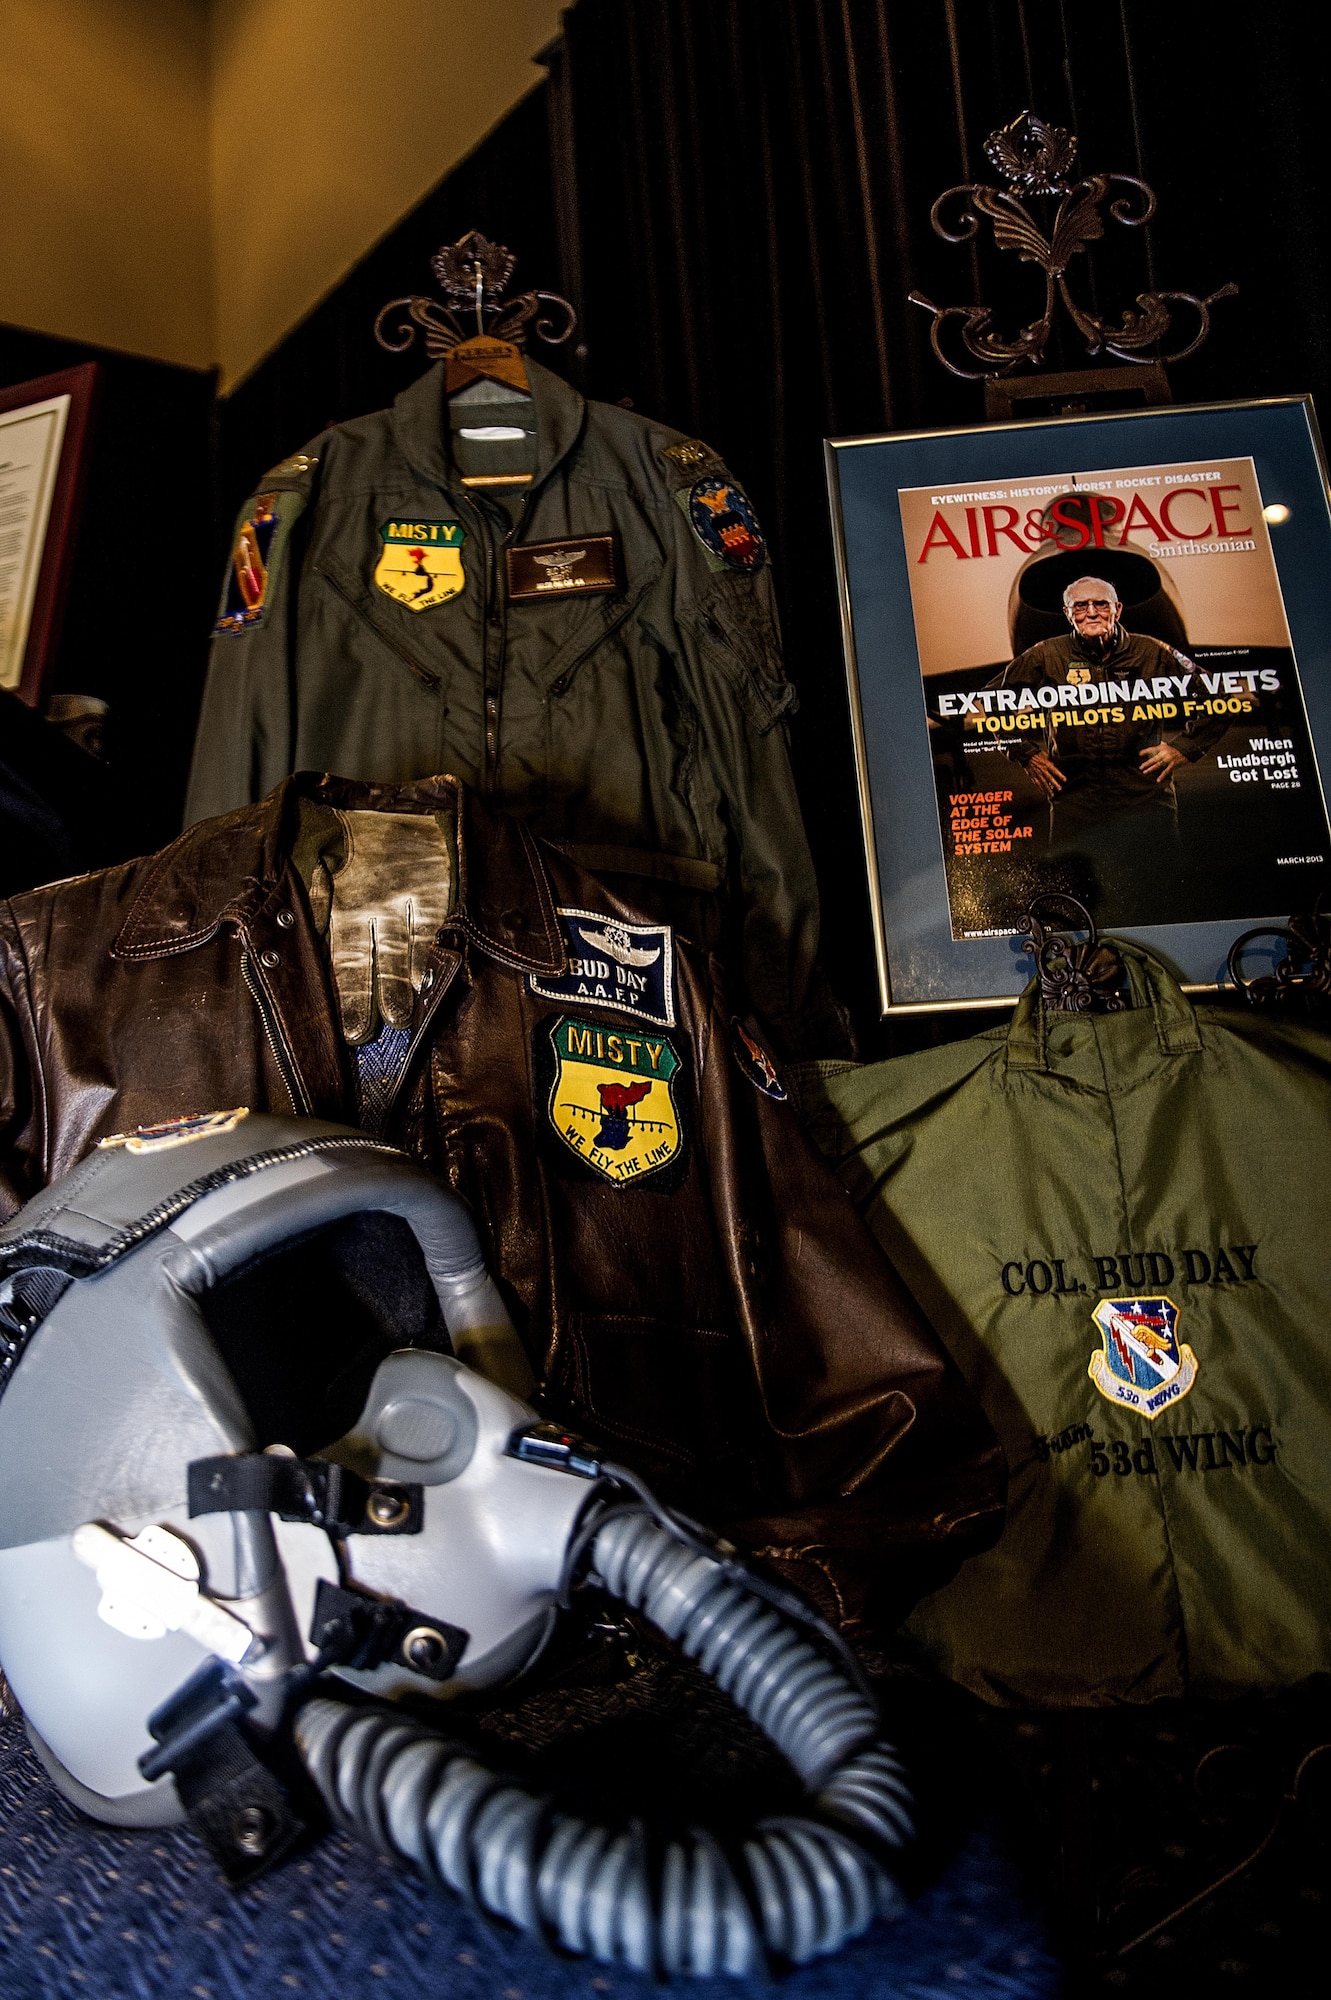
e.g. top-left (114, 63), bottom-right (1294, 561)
top-left (730, 1020), bottom-right (787, 1101)
top-left (681, 477), bottom-right (766, 572)
top-left (215, 496), bottom-right (287, 634)
top-left (546, 1017), bottom-right (682, 1186)
top-left (528, 909), bottom-right (675, 1028)
top-left (1088, 1295), bottom-right (1199, 1420)
top-left (374, 520), bottom-right (466, 611)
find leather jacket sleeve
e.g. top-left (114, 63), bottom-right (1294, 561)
top-left (0, 916), bottom-right (38, 1219)
top-left (698, 1019), bottom-right (1005, 1631)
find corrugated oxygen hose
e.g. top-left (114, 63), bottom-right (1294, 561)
top-left (294, 1506), bottom-right (914, 1978)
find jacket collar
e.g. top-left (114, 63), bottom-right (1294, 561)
top-left (390, 355), bottom-right (588, 503)
top-left (113, 773), bottom-right (566, 975)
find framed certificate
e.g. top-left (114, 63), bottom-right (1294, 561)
top-left (0, 364), bottom-right (99, 706)
top-left (826, 397), bottom-right (1331, 1011)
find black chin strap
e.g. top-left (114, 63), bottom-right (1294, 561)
top-left (139, 1659), bottom-right (312, 1886)
top-left (0, 1268), bottom-right (71, 1391)
top-left (187, 1454), bottom-right (423, 1536)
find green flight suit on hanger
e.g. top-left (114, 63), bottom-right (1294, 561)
top-left (185, 359), bottom-right (842, 1058)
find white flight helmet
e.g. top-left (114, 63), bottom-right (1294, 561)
top-left (0, 1111), bottom-right (914, 1979)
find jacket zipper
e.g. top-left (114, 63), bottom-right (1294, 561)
top-left (478, 502), bottom-right (504, 789)
top-left (319, 565), bottom-right (442, 691)
top-left (241, 944), bottom-right (313, 1114)
top-left (26, 1134), bottom-right (408, 1276)
top-left (475, 488), bottom-right (541, 790)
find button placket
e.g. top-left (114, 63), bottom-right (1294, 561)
top-left (240, 875), bottom-right (349, 1118)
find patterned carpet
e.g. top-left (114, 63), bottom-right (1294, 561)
top-left (0, 1646), bottom-right (1062, 2000)
top-left (4, 1636), bottom-right (1327, 1997)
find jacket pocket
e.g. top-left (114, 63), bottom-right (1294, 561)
top-left (317, 554), bottom-right (444, 692)
top-left (693, 580), bottom-right (797, 734)
top-left (545, 560), bottom-right (663, 698)
top-left (554, 1312), bottom-right (761, 1472)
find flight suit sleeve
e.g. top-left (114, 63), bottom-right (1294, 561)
top-left (182, 448), bottom-right (323, 829)
top-left (670, 477), bottom-right (845, 1059)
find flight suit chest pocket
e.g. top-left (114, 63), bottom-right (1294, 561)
top-left (316, 553), bottom-right (447, 693)
top-left (537, 560), bottom-right (663, 697)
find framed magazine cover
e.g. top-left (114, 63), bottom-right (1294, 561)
top-left (826, 396), bottom-right (1331, 1012)
top-left (0, 363), bottom-right (99, 707)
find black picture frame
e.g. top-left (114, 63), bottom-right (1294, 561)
top-left (827, 397), bottom-right (1331, 1012)
top-left (0, 363), bottom-right (100, 708)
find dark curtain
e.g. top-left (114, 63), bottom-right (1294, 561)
top-left (555, 0), bottom-right (1331, 1040)
top-left (0, 688), bottom-right (119, 898)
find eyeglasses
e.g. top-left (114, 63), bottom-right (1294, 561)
top-left (1069, 599), bottom-right (1115, 614)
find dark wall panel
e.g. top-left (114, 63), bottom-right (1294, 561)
top-left (0, 325), bottom-right (216, 853)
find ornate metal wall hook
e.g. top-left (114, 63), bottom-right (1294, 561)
top-left (1020, 892), bottom-right (1128, 1013)
top-left (910, 110), bottom-right (1236, 379)
top-left (1226, 904), bottom-right (1331, 1009)
top-left (374, 229), bottom-right (577, 361)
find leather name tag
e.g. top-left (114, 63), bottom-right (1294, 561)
top-left (507, 535), bottom-right (621, 601)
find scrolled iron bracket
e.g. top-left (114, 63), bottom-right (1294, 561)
top-left (1226, 905), bottom-right (1331, 1009)
top-left (909, 109), bottom-right (1236, 379)
top-left (374, 229), bottom-right (576, 361)
top-left (1019, 893), bottom-right (1128, 1013)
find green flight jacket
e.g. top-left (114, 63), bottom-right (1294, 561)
top-left (185, 358), bottom-right (838, 1058)
top-left (800, 946), bottom-right (1331, 1704)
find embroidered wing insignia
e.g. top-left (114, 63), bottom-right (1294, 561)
top-left (579, 922), bottom-right (662, 971)
top-left (97, 1108), bottom-right (250, 1154)
top-left (528, 909), bottom-right (675, 1027)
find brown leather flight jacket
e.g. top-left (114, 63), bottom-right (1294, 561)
top-left (0, 774), bottom-right (1003, 1629)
